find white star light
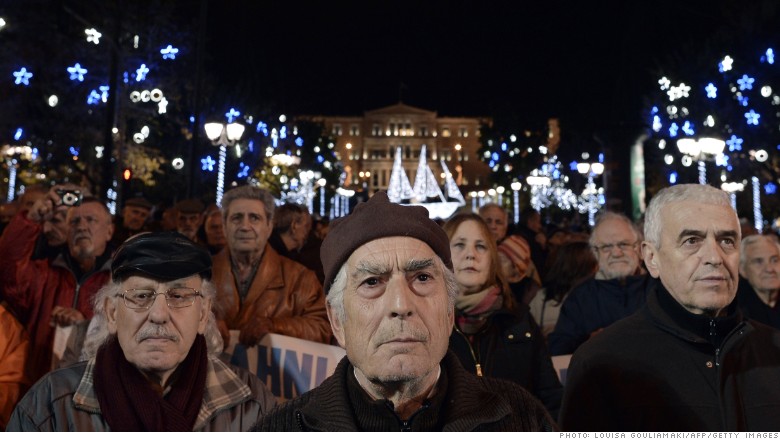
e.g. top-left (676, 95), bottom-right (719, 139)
top-left (666, 83), bottom-right (691, 101)
top-left (135, 64), bottom-right (149, 82)
top-left (719, 56), bottom-right (734, 72)
top-left (85, 28), bottom-right (102, 44)
top-left (658, 77), bottom-right (671, 90)
top-left (160, 45), bottom-right (179, 59)
top-left (158, 97), bottom-right (168, 114)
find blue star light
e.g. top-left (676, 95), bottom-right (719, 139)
top-left (201, 155), bottom-right (216, 171)
top-left (14, 128), bottom-right (23, 141)
top-left (669, 122), bottom-right (679, 137)
top-left (737, 95), bottom-right (749, 107)
top-left (135, 64), bottom-right (149, 82)
top-left (13, 67), bottom-right (33, 85)
top-left (160, 45), bottom-right (179, 60)
top-left (99, 85), bottom-right (109, 103)
top-left (317, 155), bottom-right (324, 163)
top-left (682, 121), bottom-right (695, 136)
top-left (295, 137), bottom-right (304, 147)
top-left (280, 125), bottom-right (287, 139)
top-left (256, 122), bottom-right (268, 136)
top-left (225, 108), bottom-right (240, 123)
top-left (715, 154), bottom-right (729, 167)
top-left (123, 71), bottom-right (129, 84)
top-left (765, 182), bottom-right (778, 195)
top-left (726, 135), bottom-right (743, 152)
top-left (762, 48), bottom-right (775, 64)
top-left (669, 172), bottom-right (678, 184)
top-left (87, 90), bottom-right (102, 105)
top-left (569, 161), bottom-right (579, 171)
top-left (67, 63), bottom-right (88, 82)
top-left (705, 83), bottom-right (717, 98)
top-left (491, 152), bottom-right (499, 162)
top-left (237, 162), bottom-right (250, 178)
top-left (745, 109), bottom-right (760, 125)
top-left (737, 74), bottom-right (755, 91)
top-left (69, 146), bottom-right (80, 157)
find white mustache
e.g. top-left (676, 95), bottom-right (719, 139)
top-left (136, 325), bottom-right (179, 343)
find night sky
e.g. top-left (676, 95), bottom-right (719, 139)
top-left (204, 0), bottom-right (758, 134)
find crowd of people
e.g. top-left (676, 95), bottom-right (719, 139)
top-left (1, 182), bottom-right (780, 431)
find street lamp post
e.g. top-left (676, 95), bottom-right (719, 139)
top-left (720, 181), bottom-right (744, 211)
top-left (676, 137), bottom-right (725, 184)
top-left (204, 122), bottom-right (245, 207)
top-left (576, 162), bottom-right (605, 227)
top-left (510, 181), bottom-right (522, 224)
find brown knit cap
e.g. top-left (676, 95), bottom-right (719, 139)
top-left (320, 191), bottom-right (452, 293)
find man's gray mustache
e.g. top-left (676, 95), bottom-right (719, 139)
top-left (136, 325), bottom-right (179, 342)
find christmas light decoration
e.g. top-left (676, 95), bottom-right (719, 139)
top-left (67, 63), bottom-right (87, 81)
top-left (85, 28), bottom-right (101, 44)
top-left (13, 67), bottom-right (32, 85)
top-left (135, 64), bottom-right (149, 81)
top-left (160, 45), bottom-right (179, 59)
top-left (225, 108), bottom-right (240, 123)
top-left (737, 74), bottom-right (755, 91)
top-left (705, 83), bottom-right (717, 98)
top-left (745, 109), bottom-right (760, 125)
top-left (753, 176), bottom-right (763, 233)
top-left (201, 155), bottom-right (215, 171)
top-left (719, 55), bottom-right (734, 72)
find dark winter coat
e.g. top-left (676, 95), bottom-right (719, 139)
top-left (735, 275), bottom-right (780, 329)
top-left (548, 274), bottom-right (651, 355)
top-left (448, 305), bottom-right (562, 417)
top-left (559, 279), bottom-right (780, 431)
top-left (255, 351), bottom-right (556, 431)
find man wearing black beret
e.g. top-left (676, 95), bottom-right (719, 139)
top-left (257, 192), bottom-right (555, 431)
top-left (7, 231), bottom-right (276, 431)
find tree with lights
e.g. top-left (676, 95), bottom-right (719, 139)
top-left (644, 40), bottom-right (780, 229)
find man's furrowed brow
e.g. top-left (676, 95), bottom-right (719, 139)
top-left (352, 261), bottom-right (392, 278)
top-left (404, 258), bottom-right (435, 272)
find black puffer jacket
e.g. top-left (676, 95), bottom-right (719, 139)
top-left (560, 279), bottom-right (780, 431)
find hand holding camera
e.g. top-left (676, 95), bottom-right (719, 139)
top-left (27, 185), bottom-right (85, 224)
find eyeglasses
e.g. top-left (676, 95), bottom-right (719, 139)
top-left (117, 288), bottom-right (202, 310)
top-left (592, 241), bottom-right (638, 255)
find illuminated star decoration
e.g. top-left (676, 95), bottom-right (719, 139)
top-left (67, 63), bottom-right (88, 82)
top-left (765, 182), bottom-right (778, 195)
top-left (762, 48), bottom-right (775, 65)
top-left (14, 128), bottom-right (23, 141)
top-left (225, 108), bottom-right (240, 123)
top-left (737, 95), bottom-right (749, 107)
top-left (715, 154), bottom-right (729, 167)
top-left (87, 90), bottom-right (102, 105)
top-left (719, 55), bottom-right (734, 72)
top-left (745, 109), bottom-right (760, 125)
top-left (69, 146), bottom-right (80, 157)
top-left (705, 83), bottom-right (717, 98)
top-left (201, 155), bottom-right (216, 171)
top-left (158, 97), bottom-right (168, 114)
top-left (669, 171), bottom-right (678, 184)
top-left (652, 115), bottom-right (662, 132)
top-left (295, 137), bottom-right (304, 147)
top-left (666, 83), bottom-right (691, 101)
top-left (726, 135), bottom-right (743, 152)
top-left (13, 67), bottom-right (33, 85)
top-left (99, 85), bottom-right (109, 103)
top-left (737, 74), bottom-right (755, 91)
top-left (237, 162), bottom-right (250, 178)
top-left (85, 28), bottom-right (102, 44)
top-left (658, 77), bottom-right (670, 90)
top-left (135, 64), bottom-right (149, 82)
top-left (668, 122), bottom-right (679, 137)
top-left (160, 45), bottom-right (179, 60)
top-left (256, 122), bottom-right (268, 136)
top-left (681, 121), bottom-right (695, 136)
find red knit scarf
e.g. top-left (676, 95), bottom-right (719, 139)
top-left (93, 334), bottom-right (208, 431)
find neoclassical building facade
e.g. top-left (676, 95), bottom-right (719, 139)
top-left (303, 103), bottom-right (491, 196)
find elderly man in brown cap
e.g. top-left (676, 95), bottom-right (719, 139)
top-left (257, 192), bottom-right (555, 432)
top-left (7, 231), bottom-right (276, 431)
top-left (111, 197), bottom-right (154, 247)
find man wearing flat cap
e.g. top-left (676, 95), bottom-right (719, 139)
top-left (111, 196), bottom-right (153, 248)
top-left (174, 198), bottom-right (206, 244)
top-left (7, 231), bottom-right (276, 431)
top-left (257, 192), bottom-right (555, 431)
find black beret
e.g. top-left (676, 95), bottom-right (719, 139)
top-left (320, 191), bottom-right (452, 293)
top-left (112, 231), bottom-right (212, 282)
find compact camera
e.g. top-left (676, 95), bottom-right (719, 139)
top-left (55, 189), bottom-right (83, 207)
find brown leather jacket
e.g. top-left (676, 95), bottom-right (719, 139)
top-left (212, 244), bottom-right (331, 344)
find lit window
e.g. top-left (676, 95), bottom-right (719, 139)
top-left (419, 126), bottom-right (428, 137)
top-left (441, 127), bottom-right (451, 137)
top-left (350, 124), bottom-right (359, 136)
top-left (332, 124), bottom-right (342, 136)
top-left (459, 127), bottom-right (468, 137)
top-left (372, 124), bottom-right (382, 136)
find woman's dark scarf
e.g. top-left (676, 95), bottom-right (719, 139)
top-left (93, 334), bottom-right (208, 431)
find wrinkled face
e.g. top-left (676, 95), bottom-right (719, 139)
top-left (480, 206), bottom-right (508, 242)
top-left (204, 212), bottom-right (226, 248)
top-left (741, 239), bottom-right (780, 295)
top-left (329, 237), bottom-right (453, 387)
top-left (106, 275), bottom-right (209, 384)
top-left (43, 205), bottom-right (69, 247)
top-left (176, 212), bottom-right (203, 240)
top-left (591, 218), bottom-right (641, 279)
top-left (224, 199), bottom-right (272, 255)
top-left (643, 202), bottom-right (740, 316)
top-left (123, 206), bottom-right (151, 231)
top-left (450, 220), bottom-right (491, 294)
top-left (67, 202), bottom-right (114, 260)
